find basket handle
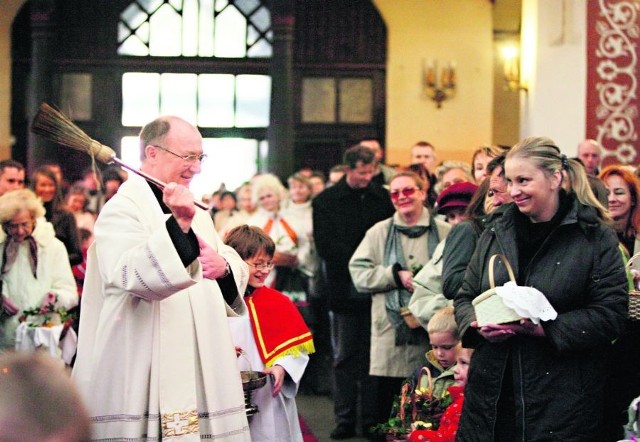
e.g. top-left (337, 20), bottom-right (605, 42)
top-left (488, 254), bottom-right (516, 288)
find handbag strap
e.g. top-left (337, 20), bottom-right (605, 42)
top-left (488, 254), bottom-right (516, 288)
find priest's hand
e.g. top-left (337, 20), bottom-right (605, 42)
top-left (197, 236), bottom-right (228, 279)
top-left (164, 182), bottom-right (195, 233)
top-left (264, 364), bottom-right (286, 397)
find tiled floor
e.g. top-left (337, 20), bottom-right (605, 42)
top-left (297, 392), bottom-right (370, 442)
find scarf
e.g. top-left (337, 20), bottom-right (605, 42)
top-left (245, 286), bottom-right (315, 368)
top-left (263, 216), bottom-right (298, 246)
top-left (383, 217), bottom-right (439, 345)
top-left (2, 236), bottom-right (38, 278)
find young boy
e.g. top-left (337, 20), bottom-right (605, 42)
top-left (409, 347), bottom-right (474, 442)
top-left (224, 225), bottom-right (315, 442)
top-left (417, 306), bottom-right (461, 399)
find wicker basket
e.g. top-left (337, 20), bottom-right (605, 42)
top-left (472, 254), bottom-right (523, 326)
top-left (626, 253), bottom-right (640, 321)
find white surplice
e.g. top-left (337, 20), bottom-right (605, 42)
top-left (72, 174), bottom-right (251, 441)
top-left (228, 314), bottom-right (308, 442)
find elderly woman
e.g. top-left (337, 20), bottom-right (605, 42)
top-left (0, 189), bottom-right (77, 349)
top-left (435, 161), bottom-right (474, 194)
top-left (349, 171), bottom-right (450, 427)
top-left (246, 174), bottom-right (311, 299)
top-left (454, 137), bottom-right (627, 441)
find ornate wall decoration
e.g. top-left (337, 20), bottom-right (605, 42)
top-left (587, 0), bottom-right (640, 165)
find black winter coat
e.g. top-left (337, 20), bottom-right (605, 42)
top-left (312, 178), bottom-right (394, 313)
top-left (454, 198), bottom-right (628, 442)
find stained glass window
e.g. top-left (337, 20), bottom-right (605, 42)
top-left (118, 0), bottom-right (272, 58)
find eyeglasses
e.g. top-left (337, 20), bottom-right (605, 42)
top-left (151, 145), bottom-right (207, 163)
top-left (487, 187), bottom-right (507, 198)
top-left (246, 262), bottom-right (275, 271)
top-left (3, 219), bottom-right (35, 233)
top-left (390, 187), bottom-right (418, 200)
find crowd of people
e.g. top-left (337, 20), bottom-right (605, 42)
top-left (0, 124), bottom-right (639, 441)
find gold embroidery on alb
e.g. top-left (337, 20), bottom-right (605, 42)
top-left (162, 410), bottom-right (199, 437)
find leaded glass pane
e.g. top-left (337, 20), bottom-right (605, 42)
top-left (190, 138), bottom-right (258, 199)
top-left (182, 0), bottom-right (198, 56)
top-left (199, 0), bottom-right (214, 57)
top-left (120, 136), bottom-right (142, 170)
top-left (149, 3), bottom-right (181, 56)
top-left (339, 78), bottom-right (373, 123)
top-left (198, 74), bottom-right (235, 127)
top-left (118, 35), bottom-right (149, 56)
top-left (121, 3), bottom-right (147, 29)
top-left (61, 73), bottom-right (93, 122)
top-left (160, 74), bottom-right (198, 125)
top-left (214, 6), bottom-right (246, 57)
top-left (136, 22), bottom-right (150, 44)
top-left (301, 78), bottom-right (336, 123)
top-left (247, 39), bottom-right (271, 58)
top-left (235, 74), bottom-right (270, 127)
top-left (118, 22), bottom-right (130, 43)
top-left (138, 0), bottom-right (163, 14)
top-left (215, 0), bottom-right (229, 12)
top-left (251, 6), bottom-right (270, 33)
top-left (122, 73), bottom-right (160, 126)
top-left (247, 26), bottom-right (259, 46)
top-left (235, 0), bottom-right (260, 16)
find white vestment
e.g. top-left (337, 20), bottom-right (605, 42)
top-left (228, 314), bottom-right (308, 442)
top-left (72, 174), bottom-right (251, 441)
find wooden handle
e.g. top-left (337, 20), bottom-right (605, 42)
top-left (488, 254), bottom-right (516, 288)
top-left (111, 158), bottom-right (208, 210)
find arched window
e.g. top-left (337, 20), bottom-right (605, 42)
top-left (118, 0), bottom-right (272, 197)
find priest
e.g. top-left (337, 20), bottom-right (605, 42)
top-left (73, 116), bottom-right (251, 440)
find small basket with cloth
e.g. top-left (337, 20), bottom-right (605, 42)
top-left (472, 254), bottom-right (558, 327)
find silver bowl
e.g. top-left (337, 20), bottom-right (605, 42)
top-left (241, 370), bottom-right (268, 391)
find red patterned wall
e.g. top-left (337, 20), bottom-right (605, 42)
top-left (587, 0), bottom-right (640, 166)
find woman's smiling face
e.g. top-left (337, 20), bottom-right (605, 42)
top-left (505, 157), bottom-right (561, 223)
top-left (605, 174), bottom-right (633, 224)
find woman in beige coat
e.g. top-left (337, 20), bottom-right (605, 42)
top-left (349, 171), bottom-right (450, 427)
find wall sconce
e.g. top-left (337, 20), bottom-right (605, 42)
top-left (501, 45), bottom-right (527, 92)
top-left (423, 60), bottom-right (456, 108)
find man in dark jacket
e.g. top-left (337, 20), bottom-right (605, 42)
top-left (313, 145), bottom-right (395, 440)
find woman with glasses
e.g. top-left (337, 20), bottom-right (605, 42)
top-left (0, 189), bottom-right (77, 349)
top-left (349, 171), bottom-right (451, 427)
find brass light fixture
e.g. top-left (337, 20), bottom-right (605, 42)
top-left (423, 60), bottom-right (456, 108)
top-left (501, 44), bottom-right (527, 92)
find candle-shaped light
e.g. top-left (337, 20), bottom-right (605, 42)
top-left (427, 59), bottom-right (436, 87)
top-left (447, 61), bottom-right (456, 88)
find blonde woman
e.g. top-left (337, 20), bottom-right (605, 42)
top-left (454, 136), bottom-right (627, 441)
top-left (246, 174), bottom-right (310, 299)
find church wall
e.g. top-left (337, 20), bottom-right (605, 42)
top-left (520, 0), bottom-right (587, 155)
top-left (374, 0), bottom-right (494, 166)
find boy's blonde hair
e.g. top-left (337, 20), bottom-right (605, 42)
top-left (427, 306), bottom-right (460, 340)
